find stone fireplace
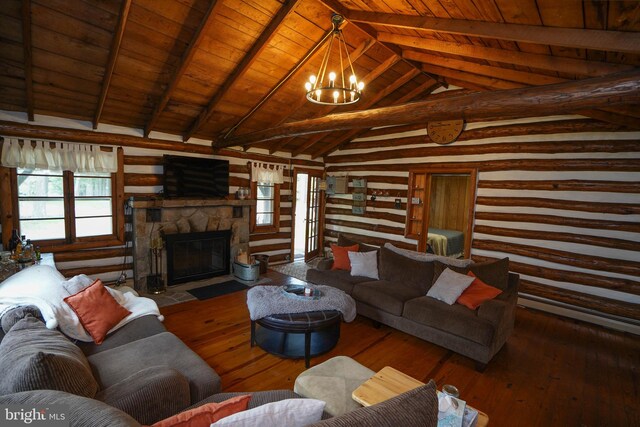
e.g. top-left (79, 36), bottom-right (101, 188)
top-left (130, 198), bottom-right (254, 293)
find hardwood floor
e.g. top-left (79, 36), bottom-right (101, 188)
top-left (161, 271), bottom-right (640, 427)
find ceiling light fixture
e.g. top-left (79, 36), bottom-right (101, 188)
top-left (305, 14), bottom-right (363, 106)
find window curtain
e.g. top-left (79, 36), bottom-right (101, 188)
top-left (250, 162), bottom-right (285, 185)
top-left (0, 138), bottom-right (118, 173)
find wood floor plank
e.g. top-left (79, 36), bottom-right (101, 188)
top-left (160, 270), bottom-right (640, 426)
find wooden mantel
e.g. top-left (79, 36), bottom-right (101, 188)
top-left (130, 198), bottom-right (255, 209)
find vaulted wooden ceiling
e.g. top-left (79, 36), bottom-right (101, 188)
top-left (1, 0), bottom-right (639, 158)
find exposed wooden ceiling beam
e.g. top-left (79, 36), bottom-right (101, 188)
top-left (378, 32), bottom-right (633, 78)
top-left (404, 50), bottom-right (565, 86)
top-left (421, 64), bottom-right (522, 90)
top-left (267, 38), bottom-right (377, 154)
top-left (311, 69), bottom-right (422, 157)
top-left (212, 69), bottom-right (640, 148)
top-left (21, 0), bottom-right (33, 121)
top-left (144, 0), bottom-right (222, 137)
top-left (93, 0), bottom-right (132, 129)
top-left (183, 0), bottom-right (300, 141)
top-left (349, 10), bottom-right (640, 54)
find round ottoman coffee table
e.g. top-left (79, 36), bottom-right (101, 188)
top-left (250, 310), bottom-right (341, 368)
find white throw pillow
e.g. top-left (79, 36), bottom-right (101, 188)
top-left (426, 268), bottom-right (474, 305)
top-left (348, 251), bottom-right (379, 280)
top-left (211, 398), bottom-right (325, 427)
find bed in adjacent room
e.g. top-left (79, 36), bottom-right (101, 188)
top-left (427, 228), bottom-right (465, 258)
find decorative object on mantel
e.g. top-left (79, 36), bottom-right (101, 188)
top-left (352, 178), bottom-right (367, 215)
top-left (304, 14), bottom-right (364, 106)
top-left (427, 119), bottom-right (465, 145)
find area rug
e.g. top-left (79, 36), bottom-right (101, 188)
top-left (270, 258), bottom-right (322, 282)
top-left (187, 280), bottom-right (249, 300)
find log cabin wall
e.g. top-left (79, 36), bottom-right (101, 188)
top-left (324, 115), bottom-right (640, 333)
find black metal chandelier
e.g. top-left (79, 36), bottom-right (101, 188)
top-left (305, 14), bottom-right (364, 106)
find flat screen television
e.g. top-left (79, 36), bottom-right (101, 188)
top-left (163, 155), bottom-right (229, 198)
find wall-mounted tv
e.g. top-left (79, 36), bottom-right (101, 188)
top-left (163, 155), bottom-right (229, 199)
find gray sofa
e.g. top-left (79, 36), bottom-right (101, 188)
top-left (0, 294), bottom-right (440, 426)
top-left (306, 236), bottom-right (520, 369)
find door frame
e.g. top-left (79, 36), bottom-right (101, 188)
top-left (291, 167), bottom-right (325, 262)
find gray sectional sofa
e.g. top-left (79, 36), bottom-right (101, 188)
top-left (0, 269), bottom-right (440, 426)
top-left (306, 236), bottom-right (520, 369)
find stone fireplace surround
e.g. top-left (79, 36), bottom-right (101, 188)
top-left (131, 198), bottom-right (254, 293)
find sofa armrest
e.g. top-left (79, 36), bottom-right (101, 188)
top-left (477, 299), bottom-right (508, 325)
top-left (316, 258), bottom-right (334, 271)
top-left (95, 366), bottom-right (190, 425)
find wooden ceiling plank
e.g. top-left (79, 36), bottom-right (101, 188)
top-left (348, 10), bottom-right (640, 54)
top-left (22, 0), bottom-right (34, 121)
top-left (93, 0), bottom-right (132, 129)
top-left (378, 32), bottom-right (633, 77)
top-left (143, 0), bottom-right (223, 137)
top-left (183, 0), bottom-right (301, 142)
top-left (212, 69), bottom-right (640, 148)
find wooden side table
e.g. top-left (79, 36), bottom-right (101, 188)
top-left (352, 366), bottom-right (489, 427)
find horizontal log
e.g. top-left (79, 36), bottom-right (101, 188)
top-left (472, 239), bottom-right (639, 277)
top-left (215, 69), bottom-right (640, 148)
top-left (473, 255), bottom-right (640, 296)
top-left (58, 263), bottom-right (132, 278)
top-left (327, 197), bottom-right (406, 211)
top-left (327, 140), bottom-right (640, 164)
top-left (248, 242), bottom-right (290, 253)
top-left (476, 196), bottom-right (640, 215)
top-left (124, 173), bottom-right (161, 187)
top-left (249, 232), bottom-right (291, 242)
top-left (53, 247), bottom-right (130, 263)
top-left (519, 279), bottom-right (640, 321)
top-left (326, 158), bottom-right (640, 173)
top-left (123, 155), bottom-right (163, 165)
top-left (38, 238), bottom-right (125, 253)
top-left (325, 218), bottom-right (405, 237)
top-left (324, 229), bottom-right (416, 250)
top-left (325, 207), bottom-right (406, 224)
top-left (478, 180), bottom-right (640, 194)
top-left (474, 224), bottom-right (640, 253)
top-left (267, 253), bottom-right (289, 264)
top-left (474, 211), bottom-right (640, 233)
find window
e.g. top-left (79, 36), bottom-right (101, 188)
top-left (251, 181), bottom-right (280, 233)
top-left (15, 168), bottom-right (117, 244)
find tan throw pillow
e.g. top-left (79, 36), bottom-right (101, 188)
top-left (0, 316), bottom-right (98, 398)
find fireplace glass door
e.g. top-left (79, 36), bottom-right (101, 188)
top-left (165, 230), bottom-right (231, 285)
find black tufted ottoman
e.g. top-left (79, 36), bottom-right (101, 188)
top-left (250, 310), bottom-right (342, 368)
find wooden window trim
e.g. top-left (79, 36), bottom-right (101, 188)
top-left (250, 180), bottom-right (280, 234)
top-left (3, 147), bottom-right (125, 251)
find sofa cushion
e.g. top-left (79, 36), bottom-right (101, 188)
top-left (64, 279), bottom-right (132, 344)
top-left (0, 316), bottom-right (99, 398)
top-left (378, 246), bottom-right (434, 294)
top-left (384, 243), bottom-right (473, 268)
top-left (307, 380), bottom-right (438, 427)
top-left (0, 389), bottom-right (141, 427)
top-left (352, 281), bottom-right (424, 316)
top-left (348, 251), bottom-right (379, 280)
top-left (426, 268), bottom-right (474, 305)
top-left (338, 234), bottom-right (378, 253)
top-left (402, 297), bottom-right (495, 346)
top-left (433, 257), bottom-right (510, 291)
top-left (306, 269), bottom-right (372, 295)
top-left (330, 243), bottom-right (359, 271)
top-left (87, 331), bottom-right (221, 404)
top-left (1, 305), bottom-right (43, 333)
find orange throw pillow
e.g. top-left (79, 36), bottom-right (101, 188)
top-left (151, 395), bottom-right (251, 427)
top-left (331, 243), bottom-right (359, 271)
top-left (64, 279), bottom-right (131, 344)
top-left (456, 272), bottom-right (503, 310)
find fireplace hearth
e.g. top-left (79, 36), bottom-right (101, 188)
top-left (165, 230), bottom-right (230, 285)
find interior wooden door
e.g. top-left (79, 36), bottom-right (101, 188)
top-left (304, 172), bottom-right (323, 261)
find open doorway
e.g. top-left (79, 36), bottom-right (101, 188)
top-left (292, 168), bottom-right (323, 262)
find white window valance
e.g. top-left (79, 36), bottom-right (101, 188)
top-left (0, 138), bottom-right (117, 173)
top-left (250, 162), bottom-right (285, 185)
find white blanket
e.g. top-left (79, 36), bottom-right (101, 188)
top-left (0, 265), bottom-right (163, 342)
